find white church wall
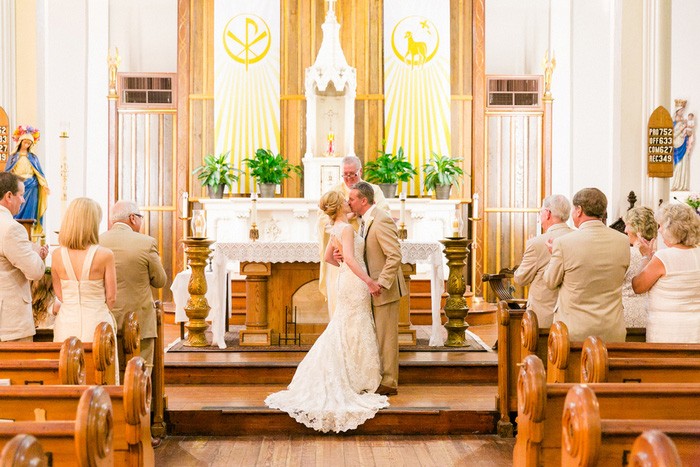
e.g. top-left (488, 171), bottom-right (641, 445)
top-left (109, 0), bottom-right (177, 73)
top-left (671, 0), bottom-right (700, 195)
top-left (37, 0), bottom-right (110, 243)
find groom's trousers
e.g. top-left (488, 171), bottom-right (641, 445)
top-left (372, 300), bottom-right (400, 389)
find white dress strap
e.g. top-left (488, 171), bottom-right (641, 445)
top-left (60, 247), bottom-right (78, 281)
top-left (80, 245), bottom-right (99, 281)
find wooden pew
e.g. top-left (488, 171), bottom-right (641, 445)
top-left (120, 312), bottom-right (141, 381)
top-left (561, 385), bottom-right (700, 466)
top-left (0, 357), bottom-right (153, 467)
top-left (629, 431), bottom-right (683, 467)
top-left (0, 386), bottom-right (113, 466)
top-left (513, 355), bottom-right (700, 467)
top-left (578, 336), bottom-right (700, 384)
top-left (150, 301), bottom-right (167, 438)
top-left (0, 434), bottom-right (46, 467)
top-left (547, 322), bottom-right (700, 383)
top-left (496, 301), bottom-right (536, 437)
top-left (0, 324), bottom-right (117, 385)
top-left (0, 338), bottom-right (85, 386)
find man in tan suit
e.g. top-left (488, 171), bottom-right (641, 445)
top-left (348, 181), bottom-right (406, 395)
top-left (0, 173), bottom-right (47, 342)
top-left (543, 188), bottom-right (629, 342)
top-left (514, 194), bottom-right (573, 327)
top-left (317, 156), bottom-right (389, 317)
top-left (99, 200), bottom-right (167, 369)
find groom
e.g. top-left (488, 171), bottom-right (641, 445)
top-left (348, 181), bottom-right (407, 395)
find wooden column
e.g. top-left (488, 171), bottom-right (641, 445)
top-left (239, 262), bottom-right (272, 346)
top-left (471, 0), bottom-right (486, 297)
top-left (398, 263), bottom-right (417, 346)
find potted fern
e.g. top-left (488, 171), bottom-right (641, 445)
top-left (364, 142), bottom-right (418, 198)
top-left (244, 148), bottom-right (301, 198)
top-left (423, 151), bottom-right (465, 200)
top-left (192, 152), bottom-right (240, 199)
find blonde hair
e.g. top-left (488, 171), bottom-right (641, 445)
top-left (319, 191), bottom-right (345, 221)
top-left (623, 206), bottom-right (657, 241)
top-left (656, 203), bottom-right (700, 247)
top-left (58, 198), bottom-right (102, 249)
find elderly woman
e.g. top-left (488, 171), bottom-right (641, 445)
top-left (632, 203), bottom-right (700, 343)
top-left (621, 207), bottom-right (657, 327)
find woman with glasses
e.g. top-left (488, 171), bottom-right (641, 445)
top-left (51, 198), bottom-right (119, 380)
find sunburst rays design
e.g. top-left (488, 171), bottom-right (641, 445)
top-left (215, 10), bottom-right (280, 194)
top-left (384, 13), bottom-right (451, 196)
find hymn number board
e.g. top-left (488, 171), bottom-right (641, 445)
top-left (647, 105), bottom-right (674, 178)
top-left (0, 106), bottom-right (8, 172)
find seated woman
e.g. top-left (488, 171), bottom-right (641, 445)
top-left (51, 198), bottom-right (119, 381)
top-left (633, 203), bottom-right (700, 343)
top-left (621, 206), bottom-right (657, 327)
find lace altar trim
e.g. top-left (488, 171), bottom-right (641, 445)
top-left (215, 240), bottom-right (442, 264)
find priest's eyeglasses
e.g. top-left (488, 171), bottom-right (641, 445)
top-left (342, 170), bottom-right (360, 179)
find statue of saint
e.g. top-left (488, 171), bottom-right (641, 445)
top-left (7, 126), bottom-right (50, 236)
top-left (672, 101), bottom-right (694, 191)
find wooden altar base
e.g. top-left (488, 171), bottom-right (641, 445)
top-left (162, 323), bottom-right (500, 435)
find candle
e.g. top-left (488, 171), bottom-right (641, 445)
top-left (191, 210), bottom-right (206, 238)
top-left (181, 191), bottom-right (188, 218)
top-left (251, 192), bottom-right (258, 224)
top-left (472, 193), bottom-right (480, 218)
top-left (399, 192), bottom-right (406, 224)
top-left (453, 216), bottom-right (460, 237)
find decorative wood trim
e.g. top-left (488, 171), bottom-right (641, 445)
top-left (176, 0), bottom-right (191, 274)
top-left (471, 0), bottom-right (485, 296)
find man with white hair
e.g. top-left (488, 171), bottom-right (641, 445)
top-left (317, 156), bottom-right (389, 317)
top-left (514, 194), bottom-right (573, 327)
top-left (99, 200), bottom-right (166, 370)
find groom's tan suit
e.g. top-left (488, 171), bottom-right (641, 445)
top-left (362, 206), bottom-right (407, 389)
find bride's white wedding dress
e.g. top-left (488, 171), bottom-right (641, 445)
top-left (265, 221), bottom-right (389, 432)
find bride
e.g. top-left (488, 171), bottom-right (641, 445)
top-left (265, 191), bottom-right (389, 432)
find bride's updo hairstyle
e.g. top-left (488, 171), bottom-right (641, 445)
top-left (319, 191), bottom-right (345, 220)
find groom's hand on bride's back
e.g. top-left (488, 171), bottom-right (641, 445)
top-left (333, 248), bottom-right (344, 263)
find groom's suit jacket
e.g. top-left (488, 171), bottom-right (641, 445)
top-left (363, 207), bottom-right (407, 306)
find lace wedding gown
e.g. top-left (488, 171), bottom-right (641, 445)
top-left (265, 222), bottom-right (389, 432)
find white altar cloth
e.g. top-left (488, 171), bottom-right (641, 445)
top-left (170, 249), bottom-right (229, 349)
top-left (215, 240), bottom-right (445, 346)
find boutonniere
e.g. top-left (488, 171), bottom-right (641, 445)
top-left (364, 216), bottom-right (375, 232)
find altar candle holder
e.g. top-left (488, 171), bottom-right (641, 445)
top-left (398, 193), bottom-right (407, 240)
top-left (250, 193), bottom-right (259, 241)
top-left (191, 210), bottom-right (207, 238)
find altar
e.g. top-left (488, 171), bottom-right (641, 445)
top-left (215, 240), bottom-right (445, 347)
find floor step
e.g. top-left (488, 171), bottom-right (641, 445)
top-left (164, 384), bottom-right (499, 435)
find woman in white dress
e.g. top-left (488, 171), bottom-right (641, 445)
top-left (633, 203), bottom-right (700, 343)
top-left (265, 191), bottom-right (389, 432)
top-left (52, 198), bottom-right (119, 381)
top-left (621, 207), bottom-right (657, 328)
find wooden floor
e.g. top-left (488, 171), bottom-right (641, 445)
top-left (155, 434), bottom-right (515, 466)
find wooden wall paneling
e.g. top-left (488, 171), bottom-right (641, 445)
top-left (471, 0), bottom-right (485, 296)
top-left (451, 0), bottom-right (473, 201)
top-left (176, 0), bottom-right (191, 273)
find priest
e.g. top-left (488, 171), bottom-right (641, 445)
top-left (317, 155), bottom-right (389, 317)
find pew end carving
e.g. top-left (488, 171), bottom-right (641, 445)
top-left (496, 301), bottom-right (515, 437)
top-left (629, 431), bottom-right (683, 467)
top-left (512, 354), bottom-right (547, 467)
top-left (560, 385), bottom-right (601, 467)
top-left (93, 323), bottom-right (116, 385)
top-left (0, 434), bottom-right (46, 467)
top-left (121, 311), bottom-right (141, 379)
top-left (580, 336), bottom-right (609, 384)
top-left (123, 356), bottom-right (154, 466)
top-left (520, 310), bottom-right (539, 358)
top-left (58, 337), bottom-right (87, 385)
top-left (75, 386), bottom-right (114, 467)
top-left (547, 321), bottom-right (570, 383)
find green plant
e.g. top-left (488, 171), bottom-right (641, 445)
top-left (244, 148), bottom-right (301, 184)
top-left (192, 152), bottom-right (240, 189)
top-left (422, 151), bottom-right (465, 191)
top-left (364, 141), bottom-right (418, 184)
top-left (686, 193), bottom-right (700, 210)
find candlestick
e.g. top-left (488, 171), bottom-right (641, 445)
top-left (251, 192), bottom-right (258, 224)
top-left (472, 193), bottom-right (480, 220)
top-left (452, 217), bottom-right (460, 237)
top-left (399, 192), bottom-right (406, 224)
top-left (181, 191), bottom-right (189, 219)
top-left (191, 210), bottom-right (206, 238)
